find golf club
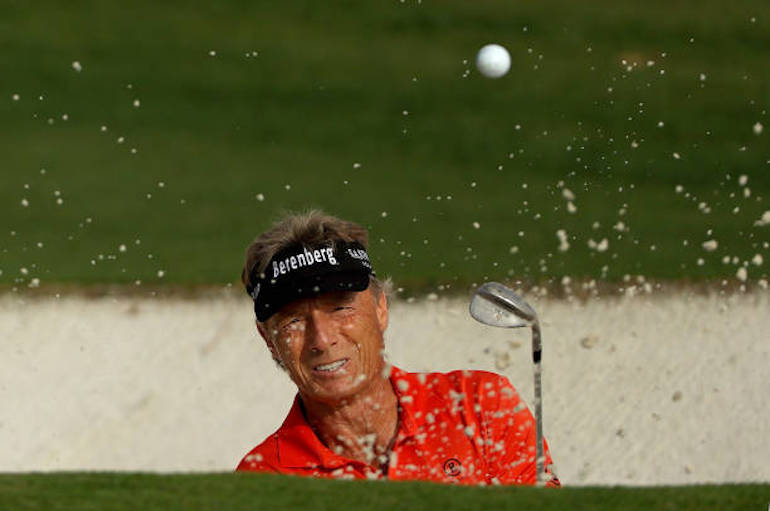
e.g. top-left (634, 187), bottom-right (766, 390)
top-left (469, 281), bottom-right (545, 486)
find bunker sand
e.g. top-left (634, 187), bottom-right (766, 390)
top-left (1, 291), bottom-right (767, 486)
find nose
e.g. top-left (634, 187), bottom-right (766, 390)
top-left (306, 309), bottom-right (337, 353)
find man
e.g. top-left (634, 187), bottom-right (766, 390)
top-left (236, 210), bottom-right (559, 486)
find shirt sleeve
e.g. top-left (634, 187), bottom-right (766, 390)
top-left (479, 374), bottom-right (560, 487)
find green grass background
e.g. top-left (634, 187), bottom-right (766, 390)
top-left (1, 0), bottom-right (769, 292)
top-left (0, 473), bottom-right (767, 511)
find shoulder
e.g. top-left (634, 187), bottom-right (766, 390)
top-left (409, 368), bottom-right (516, 394)
top-left (394, 367), bottom-right (521, 405)
top-left (236, 434), bottom-right (281, 472)
top-left (444, 370), bottom-right (522, 408)
top-left (444, 369), bottom-right (513, 389)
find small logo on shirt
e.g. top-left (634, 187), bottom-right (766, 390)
top-left (443, 458), bottom-right (462, 477)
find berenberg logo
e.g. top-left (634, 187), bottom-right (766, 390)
top-left (272, 247), bottom-right (338, 278)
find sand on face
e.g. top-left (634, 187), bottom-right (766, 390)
top-left (0, 290), bottom-right (767, 486)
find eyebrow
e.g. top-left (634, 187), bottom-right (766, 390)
top-left (272, 291), bottom-right (358, 324)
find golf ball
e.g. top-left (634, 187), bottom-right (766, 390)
top-left (476, 44), bottom-right (511, 78)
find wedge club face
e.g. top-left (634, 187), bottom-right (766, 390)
top-left (470, 281), bottom-right (537, 328)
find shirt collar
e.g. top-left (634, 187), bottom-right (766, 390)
top-left (388, 365), bottom-right (428, 437)
top-left (276, 395), bottom-right (352, 469)
top-left (276, 365), bottom-right (423, 469)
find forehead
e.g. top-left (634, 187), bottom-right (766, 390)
top-left (270, 289), bottom-right (367, 319)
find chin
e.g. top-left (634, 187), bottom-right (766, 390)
top-left (309, 375), bottom-right (371, 404)
top-left (315, 380), bottom-right (362, 401)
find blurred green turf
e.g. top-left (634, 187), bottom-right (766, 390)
top-left (1, 0), bottom-right (768, 292)
top-left (0, 473), bottom-right (767, 511)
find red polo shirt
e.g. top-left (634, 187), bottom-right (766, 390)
top-left (236, 366), bottom-right (559, 486)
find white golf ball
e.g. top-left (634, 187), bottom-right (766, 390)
top-left (476, 44), bottom-right (511, 78)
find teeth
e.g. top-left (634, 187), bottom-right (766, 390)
top-left (316, 359), bottom-right (346, 372)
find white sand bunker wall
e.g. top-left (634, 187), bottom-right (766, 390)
top-left (1, 291), bottom-right (768, 486)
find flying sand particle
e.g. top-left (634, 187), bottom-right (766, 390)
top-left (556, 229), bottom-right (570, 252)
top-left (754, 211), bottom-right (770, 226)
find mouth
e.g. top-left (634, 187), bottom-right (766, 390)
top-left (313, 358), bottom-right (349, 374)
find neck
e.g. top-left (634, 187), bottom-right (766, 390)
top-left (300, 373), bottom-right (399, 470)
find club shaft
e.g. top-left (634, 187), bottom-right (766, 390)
top-left (532, 322), bottom-right (544, 486)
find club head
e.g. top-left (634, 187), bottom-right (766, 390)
top-left (469, 282), bottom-right (538, 328)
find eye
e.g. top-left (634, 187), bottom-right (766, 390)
top-left (280, 317), bottom-right (303, 331)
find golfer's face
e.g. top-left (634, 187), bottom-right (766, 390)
top-left (263, 289), bottom-right (388, 404)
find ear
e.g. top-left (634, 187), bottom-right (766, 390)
top-left (374, 289), bottom-right (389, 333)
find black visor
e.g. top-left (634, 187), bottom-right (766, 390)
top-left (246, 241), bottom-right (374, 322)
